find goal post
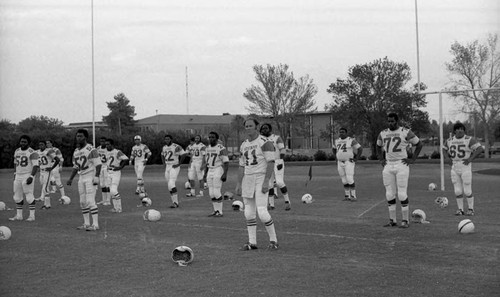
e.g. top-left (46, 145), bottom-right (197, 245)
top-left (418, 87), bottom-right (500, 191)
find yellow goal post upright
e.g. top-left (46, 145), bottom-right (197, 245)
top-left (417, 87), bottom-right (500, 191)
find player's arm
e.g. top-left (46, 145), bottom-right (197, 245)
top-left (67, 157), bottom-right (78, 186)
top-left (220, 148), bottom-right (230, 182)
top-left (235, 153), bottom-right (245, 196)
top-left (406, 132), bottom-right (423, 164)
top-left (175, 147), bottom-right (187, 168)
top-left (262, 141), bottom-right (276, 193)
top-left (115, 152), bottom-right (129, 171)
top-left (376, 134), bottom-right (386, 166)
top-left (465, 139), bottom-right (483, 165)
top-left (143, 146), bottom-right (151, 164)
top-left (27, 153), bottom-right (40, 185)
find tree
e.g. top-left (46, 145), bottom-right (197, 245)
top-left (17, 115), bottom-right (65, 134)
top-left (102, 93), bottom-right (137, 135)
top-left (326, 57), bottom-right (430, 158)
top-left (230, 115), bottom-right (246, 151)
top-left (243, 64), bottom-right (317, 143)
top-left (445, 33), bottom-right (500, 156)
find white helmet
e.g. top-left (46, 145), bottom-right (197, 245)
top-left (435, 197), bottom-right (448, 209)
top-left (172, 246), bottom-right (194, 266)
top-left (184, 181), bottom-right (191, 190)
top-left (223, 191), bottom-right (234, 200)
top-left (232, 200), bottom-right (244, 211)
top-left (143, 209), bottom-right (161, 221)
top-left (411, 209), bottom-right (428, 223)
top-left (141, 197), bottom-right (152, 207)
top-left (301, 193), bottom-right (313, 204)
top-left (0, 226), bottom-right (12, 240)
top-left (0, 201), bottom-right (6, 211)
top-left (428, 183), bottom-right (437, 191)
top-left (59, 196), bottom-right (71, 205)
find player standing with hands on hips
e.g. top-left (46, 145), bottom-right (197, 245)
top-left (376, 113), bottom-right (422, 228)
top-left (333, 127), bottom-right (363, 201)
top-left (235, 118), bottom-right (279, 250)
top-left (67, 129), bottom-right (102, 231)
top-left (10, 135), bottom-right (39, 221)
top-left (130, 135), bottom-right (151, 195)
top-left (442, 122), bottom-right (483, 216)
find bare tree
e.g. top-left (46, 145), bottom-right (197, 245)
top-left (243, 64), bottom-right (317, 143)
top-left (446, 33), bottom-right (500, 156)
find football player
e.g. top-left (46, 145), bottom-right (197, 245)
top-left (10, 135), bottom-right (39, 221)
top-left (332, 127), bottom-right (363, 201)
top-left (37, 141), bottom-right (61, 210)
top-left (442, 122), bottom-right (483, 216)
top-left (105, 138), bottom-right (129, 213)
top-left (186, 135), bottom-right (206, 197)
top-left (235, 118), bottom-right (278, 250)
top-left (259, 123), bottom-right (291, 211)
top-left (376, 113), bottom-right (422, 228)
top-left (203, 131), bottom-right (229, 217)
top-left (130, 135), bottom-right (151, 195)
top-left (97, 137), bottom-right (111, 206)
top-left (45, 140), bottom-right (66, 198)
top-left (161, 135), bottom-right (186, 208)
top-left (66, 129), bottom-right (102, 231)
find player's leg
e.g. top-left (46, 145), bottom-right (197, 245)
top-left (77, 176), bottom-right (91, 229)
top-left (110, 171), bottom-right (122, 213)
top-left (51, 168), bottom-right (66, 198)
top-left (212, 167), bottom-right (224, 215)
top-left (338, 162), bottom-right (350, 200)
top-left (187, 164), bottom-right (196, 197)
top-left (40, 171), bottom-right (52, 209)
top-left (395, 164), bottom-right (410, 227)
top-left (451, 166), bottom-right (465, 215)
top-left (10, 179), bottom-right (24, 220)
top-left (382, 165), bottom-right (397, 226)
top-left (168, 166), bottom-right (180, 208)
top-left (84, 175), bottom-right (99, 230)
top-left (267, 172), bottom-right (276, 210)
top-left (195, 162), bottom-right (204, 197)
top-left (241, 174), bottom-right (258, 249)
top-left (461, 167), bottom-right (474, 215)
top-left (274, 165), bottom-right (290, 210)
top-left (255, 174), bottom-right (278, 248)
top-left (345, 162), bottom-right (357, 200)
top-left (136, 163), bottom-right (146, 194)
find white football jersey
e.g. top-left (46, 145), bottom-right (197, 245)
top-left (443, 135), bottom-right (481, 161)
top-left (188, 142), bottom-right (206, 163)
top-left (131, 144), bottom-right (151, 162)
top-left (37, 148), bottom-right (56, 170)
top-left (72, 143), bottom-right (101, 175)
top-left (14, 147), bottom-right (39, 175)
top-left (334, 137), bottom-right (361, 161)
top-left (98, 146), bottom-right (108, 169)
top-left (105, 148), bottom-right (129, 168)
top-left (239, 136), bottom-right (275, 175)
top-left (266, 134), bottom-right (285, 159)
top-left (377, 127), bottom-right (419, 161)
top-left (205, 143), bottom-right (229, 169)
top-left (161, 143), bottom-right (185, 166)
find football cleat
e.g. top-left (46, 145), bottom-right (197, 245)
top-left (267, 241), bottom-right (279, 250)
top-left (399, 220), bottom-right (409, 228)
top-left (350, 197), bottom-right (357, 202)
top-left (9, 216), bottom-right (23, 221)
top-left (466, 209), bottom-right (475, 216)
top-left (86, 225), bottom-right (99, 231)
top-left (208, 210), bottom-right (223, 217)
top-left (241, 243), bottom-right (258, 251)
top-left (383, 220), bottom-right (397, 227)
top-left (342, 196), bottom-right (351, 201)
top-left (169, 203), bottom-right (179, 208)
top-left (285, 201), bottom-right (291, 211)
top-left (109, 208), bottom-right (122, 213)
top-left (455, 209), bottom-right (464, 216)
top-left (267, 205), bottom-right (275, 210)
top-left (76, 224), bottom-right (90, 230)
top-left (185, 193), bottom-right (195, 197)
top-left (40, 205), bottom-right (51, 210)
top-left (25, 216), bottom-right (35, 222)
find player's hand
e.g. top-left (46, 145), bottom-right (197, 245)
top-left (26, 176), bottom-right (33, 185)
top-left (462, 158), bottom-right (470, 165)
top-left (261, 182), bottom-right (269, 194)
top-left (221, 174), bottom-right (227, 182)
top-left (67, 179), bottom-right (73, 186)
top-left (402, 158), bottom-right (414, 166)
top-left (173, 164), bottom-right (180, 169)
top-left (92, 176), bottom-right (99, 185)
top-left (143, 159), bottom-right (148, 165)
top-left (349, 158), bottom-right (356, 163)
top-left (380, 159), bottom-right (387, 167)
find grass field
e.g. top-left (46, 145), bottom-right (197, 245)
top-left (1, 161), bottom-right (499, 297)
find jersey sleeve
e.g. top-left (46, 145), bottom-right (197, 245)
top-left (262, 141), bottom-right (276, 162)
top-left (407, 130), bottom-right (420, 145)
top-left (376, 133), bottom-right (384, 147)
top-left (469, 137), bottom-right (481, 151)
top-left (118, 150), bottom-right (129, 161)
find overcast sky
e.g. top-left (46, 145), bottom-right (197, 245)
top-left (1, 0), bottom-right (499, 125)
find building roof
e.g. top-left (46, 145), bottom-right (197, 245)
top-left (136, 114), bottom-right (238, 125)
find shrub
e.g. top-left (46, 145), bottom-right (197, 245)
top-left (313, 150), bottom-right (328, 161)
top-left (430, 150), bottom-right (440, 159)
